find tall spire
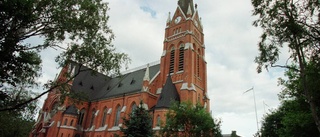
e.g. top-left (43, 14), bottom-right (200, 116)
top-left (178, 0), bottom-right (194, 16)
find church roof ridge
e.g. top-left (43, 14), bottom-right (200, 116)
top-left (120, 60), bottom-right (160, 76)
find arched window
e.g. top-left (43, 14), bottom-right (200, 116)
top-left (131, 103), bottom-right (137, 112)
top-left (169, 47), bottom-right (175, 74)
top-left (50, 102), bottom-right (59, 117)
top-left (64, 119), bottom-right (68, 125)
top-left (131, 103), bottom-right (137, 115)
top-left (101, 108), bottom-right (108, 127)
top-left (197, 49), bottom-right (200, 77)
top-left (156, 115), bottom-right (161, 126)
top-left (77, 109), bottom-right (86, 126)
top-left (178, 44), bottom-right (184, 71)
top-left (89, 109), bottom-right (96, 127)
top-left (70, 120), bottom-right (74, 126)
top-left (114, 105), bottom-right (121, 126)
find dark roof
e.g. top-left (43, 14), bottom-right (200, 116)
top-left (71, 63), bottom-right (160, 101)
top-left (64, 105), bottom-right (78, 115)
top-left (155, 76), bottom-right (180, 109)
top-left (178, 0), bottom-right (195, 16)
top-left (71, 64), bottom-right (110, 101)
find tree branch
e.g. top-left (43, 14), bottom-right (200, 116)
top-left (0, 65), bottom-right (89, 112)
top-left (271, 64), bottom-right (300, 72)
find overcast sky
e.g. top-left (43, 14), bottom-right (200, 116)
top-left (34, 0), bottom-right (288, 136)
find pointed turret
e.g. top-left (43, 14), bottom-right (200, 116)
top-left (166, 12), bottom-right (171, 24)
top-left (155, 76), bottom-right (180, 109)
top-left (142, 64), bottom-right (150, 92)
top-left (178, 0), bottom-right (194, 16)
top-left (143, 64), bottom-right (150, 81)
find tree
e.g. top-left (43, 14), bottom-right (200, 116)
top-left (0, 0), bottom-right (129, 111)
top-left (161, 101), bottom-right (222, 137)
top-left (260, 99), bottom-right (319, 137)
top-left (120, 101), bottom-right (153, 137)
top-left (252, 0), bottom-right (320, 132)
top-left (0, 86), bottom-right (37, 137)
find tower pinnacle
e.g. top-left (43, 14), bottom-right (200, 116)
top-left (178, 0), bottom-right (194, 16)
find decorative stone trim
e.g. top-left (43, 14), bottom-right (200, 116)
top-left (161, 50), bottom-right (166, 57)
top-left (153, 126), bottom-right (161, 130)
top-left (156, 88), bottom-right (162, 94)
top-left (95, 125), bottom-right (108, 131)
top-left (108, 126), bottom-right (120, 131)
top-left (173, 80), bottom-right (183, 84)
top-left (121, 106), bottom-right (126, 113)
top-left (95, 110), bottom-right (99, 116)
top-left (107, 108), bottom-right (112, 114)
top-left (60, 125), bottom-right (77, 130)
top-left (180, 83), bottom-right (196, 91)
top-left (150, 71), bottom-right (160, 84)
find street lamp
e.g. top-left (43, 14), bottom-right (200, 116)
top-left (244, 87), bottom-right (259, 133)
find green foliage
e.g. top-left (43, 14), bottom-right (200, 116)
top-left (0, 0), bottom-right (130, 110)
top-left (260, 99), bottom-right (319, 137)
top-left (121, 101), bottom-right (153, 137)
top-left (252, 0), bottom-right (320, 133)
top-left (161, 101), bottom-right (222, 137)
top-left (0, 87), bottom-right (37, 137)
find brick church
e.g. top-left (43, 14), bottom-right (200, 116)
top-left (30, 0), bottom-right (209, 136)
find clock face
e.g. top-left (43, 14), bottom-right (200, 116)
top-left (175, 16), bottom-right (181, 24)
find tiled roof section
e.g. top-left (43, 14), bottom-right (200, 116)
top-left (178, 0), bottom-right (194, 16)
top-left (94, 64), bottom-right (160, 101)
top-left (64, 105), bottom-right (78, 115)
top-left (155, 76), bottom-right (180, 109)
top-left (70, 63), bottom-right (160, 101)
top-left (71, 64), bottom-right (111, 101)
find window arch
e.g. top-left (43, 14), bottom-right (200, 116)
top-left (178, 43), bottom-right (184, 71)
top-left (64, 119), bottom-right (68, 125)
top-left (50, 102), bottom-right (59, 117)
top-left (156, 115), bottom-right (161, 126)
top-left (77, 109), bottom-right (86, 126)
top-left (89, 109), bottom-right (96, 127)
top-left (169, 47), bottom-right (175, 74)
top-left (131, 102), bottom-right (137, 114)
top-left (70, 119), bottom-right (74, 126)
top-left (197, 49), bottom-right (201, 77)
top-left (114, 105), bottom-right (121, 126)
top-left (101, 107), bottom-right (108, 127)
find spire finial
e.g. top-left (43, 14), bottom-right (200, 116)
top-left (143, 64), bottom-right (150, 81)
top-left (166, 12), bottom-right (171, 23)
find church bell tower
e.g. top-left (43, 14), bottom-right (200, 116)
top-left (159, 0), bottom-right (209, 108)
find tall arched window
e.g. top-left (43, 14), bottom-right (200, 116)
top-left (178, 44), bottom-right (184, 71)
top-left (197, 49), bottom-right (200, 77)
top-left (101, 108), bottom-right (108, 127)
top-left (89, 109), bottom-right (96, 127)
top-left (70, 120), bottom-right (74, 126)
top-left (77, 109), bottom-right (86, 126)
top-left (131, 103), bottom-right (137, 112)
top-left (50, 102), bottom-right (59, 117)
top-left (114, 105), bottom-right (121, 126)
top-left (156, 115), bottom-right (161, 126)
top-left (64, 119), bottom-right (68, 125)
top-left (169, 47), bottom-right (175, 74)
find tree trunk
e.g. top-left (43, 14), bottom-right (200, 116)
top-left (295, 41), bottom-right (320, 135)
